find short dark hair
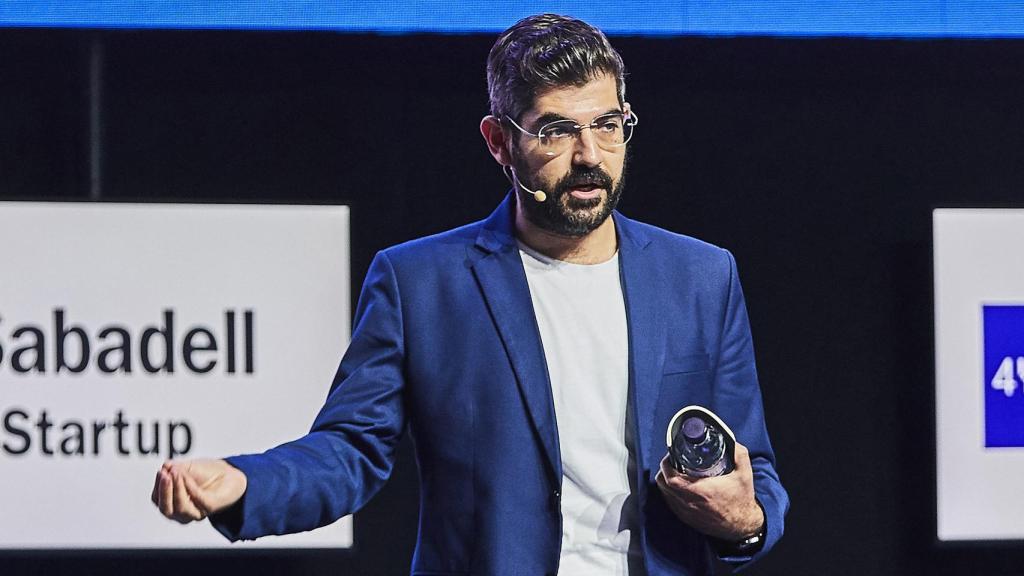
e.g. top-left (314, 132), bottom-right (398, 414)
top-left (486, 14), bottom-right (626, 121)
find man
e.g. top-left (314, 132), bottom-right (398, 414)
top-left (153, 14), bottom-right (788, 575)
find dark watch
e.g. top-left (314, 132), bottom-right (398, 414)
top-left (731, 522), bottom-right (766, 554)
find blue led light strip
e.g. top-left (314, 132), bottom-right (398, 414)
top-left (2, 0), bottom-right (1024, 38)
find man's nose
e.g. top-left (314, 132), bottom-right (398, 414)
top-left (572, 127), bottom-right (603, 167)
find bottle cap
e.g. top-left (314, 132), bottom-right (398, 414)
top-left (681, 416), bottom-right (708, 441)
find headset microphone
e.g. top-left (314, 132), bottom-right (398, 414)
top-left (503, 166), bottom-right (547, 202)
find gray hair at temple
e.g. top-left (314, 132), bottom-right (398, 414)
top-left (486, 14), bottom-right (627, 121)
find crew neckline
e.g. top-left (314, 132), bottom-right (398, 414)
top-left (516, 240), bottom-right (619, 269)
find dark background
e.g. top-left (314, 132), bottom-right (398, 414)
top-left (3, 27), bottom-right (1024, 575)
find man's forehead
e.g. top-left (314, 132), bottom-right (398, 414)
top-left (521, 75), bottom-right (620, 123)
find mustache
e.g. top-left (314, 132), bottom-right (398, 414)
top-left (555, 166), bottom-right (613, 191)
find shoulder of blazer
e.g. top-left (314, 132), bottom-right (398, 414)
top-left (612, 211), bottom-right (735, 281)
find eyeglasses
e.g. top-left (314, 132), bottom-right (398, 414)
top-left (504, 109), bottom-right (638, 156)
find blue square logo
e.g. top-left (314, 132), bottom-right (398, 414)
top-left (984, 305), bottom-right (1024, 447)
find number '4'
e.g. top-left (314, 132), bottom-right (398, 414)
top-left (991, 356), bottom-right (1024, 397)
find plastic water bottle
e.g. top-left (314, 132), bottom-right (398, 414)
top-left (667, 405), bottom-right (736, 478)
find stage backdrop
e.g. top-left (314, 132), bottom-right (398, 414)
top-left (0, 202), bottom-right (352, 549)
top-left (6, 23), bottom-right (1024, 576)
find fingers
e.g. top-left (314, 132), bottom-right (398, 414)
top-left (172, 469), bottom-right (206, 523)
top-left (659, 454), bottom-right (685, 481)
top-left (655, 466), bottom-right (678, 497)
top-left (731, 443), bottom-right (757, 490)
top-left (733, 441), bottom-right (752, 471)
top-left (658, 455), bottom-right (711, 509)
top-left (155, 460), bottom-right (176, 514)
top-left (658, 449), bottom-right (745, 503)
top-left (159, 468), bottom-right (174, 517)
top-left (151, 461), bottom-right (205, 524)
top-left (659, 454), bottom-right (700, 490)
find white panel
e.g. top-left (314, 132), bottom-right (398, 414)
top-left (934, 208), bottom-right (1024, 541)
top-left (0, 202), bottom-right (352, 549)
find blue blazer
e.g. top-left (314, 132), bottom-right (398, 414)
top-left (214, 194), bottom-right (788, 575)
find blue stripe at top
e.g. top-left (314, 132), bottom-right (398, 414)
top-left (2, 1), bottom-right (1024, 38)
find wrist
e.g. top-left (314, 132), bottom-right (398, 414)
top-left (720, 498), bottom-right (767, 556)
top-left (739, 497), bottom-right (765, 538)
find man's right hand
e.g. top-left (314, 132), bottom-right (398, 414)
top-left (151, 458), bottom-right (248, 524)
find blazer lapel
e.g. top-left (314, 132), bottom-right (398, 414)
top-left (615, 212), bottom-right (666, 477)
top-left (470, 194), bottom-right (561, 482)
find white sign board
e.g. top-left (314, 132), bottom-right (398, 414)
top-left (0, 202), bottom-right (353, 548)
top-left (934, 208), bottom-right (1024, 541)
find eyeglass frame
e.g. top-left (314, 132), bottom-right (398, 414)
top-left (503, 108), bottom-right (639, 156)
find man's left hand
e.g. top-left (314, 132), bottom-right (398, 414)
top-left (655, 441), bottom-right (764, 541)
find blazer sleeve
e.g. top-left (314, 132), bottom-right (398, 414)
top-left (712, 249), bottom-right (790, 568)
top-left (210, 250), bottom-right (407, 541)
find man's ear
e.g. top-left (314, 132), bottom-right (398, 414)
top-left (480, 115), bottom-right (513, 166)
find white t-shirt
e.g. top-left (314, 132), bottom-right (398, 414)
top-left (519, 243), bottom-right (644, 576)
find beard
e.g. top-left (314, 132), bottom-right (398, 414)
top-left (513, 160), bottom-right (626, 238)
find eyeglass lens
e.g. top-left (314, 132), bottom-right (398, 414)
top-left (536, 114), bottom-right (635, 151)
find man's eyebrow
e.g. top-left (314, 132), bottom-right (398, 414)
top-left (531, 108), bottom-right (624, 128)
top-left (595, 107), bottom-right (624, 118)
top-left (531, 112), bottom-right (572, 127)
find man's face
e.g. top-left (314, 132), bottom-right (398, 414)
top-left (509, 74), bottom-right (628, 237)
